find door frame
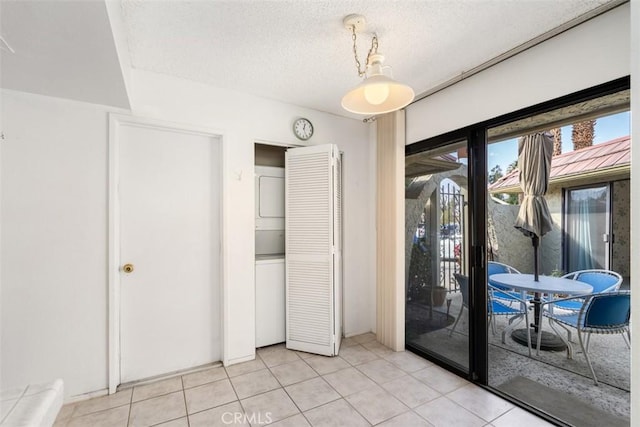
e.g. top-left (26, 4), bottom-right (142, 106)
top-left (562, 182), bottom-right (613, 272)
top-left (253, 140), bottom-right (347, 344)
top-left (108, 114), bottom-right (226, 393)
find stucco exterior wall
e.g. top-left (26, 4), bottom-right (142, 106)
top-left (491, 179), bottom-right (630, 278)
top-left (405, 166), bottom-right (468, 288)
top-left (489, 192), bottom-right (561, 276)
top-left (541, 188), bottom-right (563, 275)
top-left (612, 179), bottom-right (630, 278)
top-left (488, 198), bottom-right (531, 273)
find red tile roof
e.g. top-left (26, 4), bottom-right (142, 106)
top-left (489, 135), bottom-right (630, 192)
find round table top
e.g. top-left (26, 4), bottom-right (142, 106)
top-left (490, 273), bottom-right (593, 294)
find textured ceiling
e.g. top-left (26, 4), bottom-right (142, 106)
top-left (121, 0), bottom-right (615, 118)
top-left (0, 1), bottom-right (618, 115)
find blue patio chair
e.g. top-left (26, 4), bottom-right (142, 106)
top-left (450, 273), bottom-right (531, 356)
top-left (537, 290), bottom-right (630, 385)
top-left (488, 283), bottom-right (531, 356)
top-left (549, 269), bottom-right (623, 313)
top-left (488, 261), bottom-right (526, 304)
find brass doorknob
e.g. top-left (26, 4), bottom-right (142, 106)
top-left (122, 263), bottom-right (134, 273)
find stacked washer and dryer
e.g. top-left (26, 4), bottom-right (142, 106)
top-left (255, 166), bottom-right (286, 347)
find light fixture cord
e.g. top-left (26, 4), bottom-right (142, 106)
top-left (350, 26), bottom-right (378, 78)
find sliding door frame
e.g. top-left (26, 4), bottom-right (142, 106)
top-left (405, 76), bottom-right (630, 418)
top-left (404, 127), bottom-right (488, 381)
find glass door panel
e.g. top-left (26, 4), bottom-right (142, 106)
top-left (565, 185), bottom-right (610, 271)
top-left (405, 140), bottom-right (469, 371)
top-left (486, 108), bottom-right (630, 424)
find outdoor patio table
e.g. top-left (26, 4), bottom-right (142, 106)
top-left (490, 274), bottom-right (593, 351)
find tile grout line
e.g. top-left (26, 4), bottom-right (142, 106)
top-left (127, 382), bottom-right (183, 406)
top-left (340, 393), bottom-right (376, 426)
top-left (127, 387), bottom-right (133, 427)
top-left (148, 416), bottom-right (187, 427)
top-left (230, 378), bottom-right (282, 402)
top-left (181, 376), bottom-right (239, 420)
top-left (319, 359), bottom-right (397, 426)
top-left (432, 394), bottom-right (488, 424)
top-left (351, 358), bottom-right (412, 386)
top-left (281, 353), bottom-right (355, 415)
top-left (224, 363), bottom-right (248, 422)
top-left (273, 358), bottom-right (344, 414)
top-left (408, 407), bottom-right (436, 426)
top-left (180, 375), bottom-right (190, 427)
top-left (299, 353), bottom-right (322, 376)
top-left (179, 370), bottom-right (237, 419)
top-left (348, 379), bottom-right (412, 426)
top-left (264, 351), bottom-right (310, 386)
top-left (285, 374), bottom-right (373, 426)
top-left (66, 402), bottom-right (78, 421)
top-left (278, 376), bottom-right (311, 423)
top-left (244, 350), bottom-right (354, 423)
top-left (336, 344), bottom-right (441, 426)
top-left (64, 403), bottom-right (131, 421)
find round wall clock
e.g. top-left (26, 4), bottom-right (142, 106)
top-left (293, 118), bottom-right (313, 141)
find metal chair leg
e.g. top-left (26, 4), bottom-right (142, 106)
top-left (548, 318), bottom-right (573, 359)
top-left (524, 309), bottom-right (531, 357)
top-left (578, 329), bottom-right (599, 386)
top-left (489, 312), bottom-right (497, 335)
top-left (623, 330), bottom-right (631, 349)
top-left (449, 305), bottom-right (465, 337)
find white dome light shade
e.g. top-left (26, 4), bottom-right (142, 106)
top-left (342, 74), bottom-right (415, 115)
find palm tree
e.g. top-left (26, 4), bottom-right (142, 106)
top-left (572, 119), bottom-right (596, 150)
top-left (550, 127), bottom-right (562, 156)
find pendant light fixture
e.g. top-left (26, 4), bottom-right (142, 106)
top-left (341, 14), bottom-right (414, 115)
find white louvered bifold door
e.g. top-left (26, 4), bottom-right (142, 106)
top-left (285, 144), bottom-right (341, 356)
top-left (333, 153), bottom-right (343, 352)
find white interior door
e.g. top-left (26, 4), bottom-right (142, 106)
top-left (118, 123), bottom-right (221, 383)
top-left (285, 144), bottom-right (341, 356)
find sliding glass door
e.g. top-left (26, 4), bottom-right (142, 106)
top-left (406, 78), bottom-right (630, 425)
top-left (405, 139), bottom-right (470, 372)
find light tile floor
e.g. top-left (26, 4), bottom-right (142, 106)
top-left (54, 333), bottom-right (555, 427)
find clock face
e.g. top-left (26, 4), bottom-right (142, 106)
top-left (293, 118), bottom-right (313, 141)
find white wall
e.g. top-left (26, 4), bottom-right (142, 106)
top-left (406, 3), bottom-right (630, 143)
top-left (128, 70), bottom-right (375, 361)
top-left (0, 90), bottom-right (121, 397)
top-left (0, 76), bottom-right (374, 397)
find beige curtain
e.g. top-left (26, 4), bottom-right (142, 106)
top-left (376, 111), bottom-right (405, 351)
